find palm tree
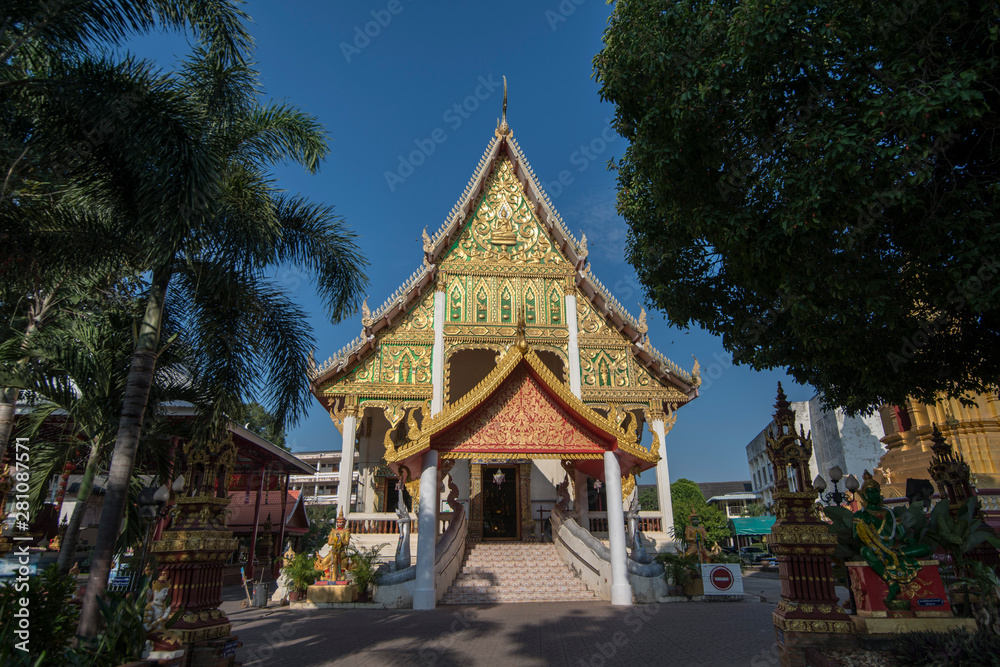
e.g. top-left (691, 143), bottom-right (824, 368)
top-left (13, 298), bottom-right (197, 572)
top-left (76, 49), bottom-right (369, 636)
top-left (0, 0), bottom-right (253, 450)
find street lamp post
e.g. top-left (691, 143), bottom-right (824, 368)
top-left (813, 466), bottom-right (860, 506)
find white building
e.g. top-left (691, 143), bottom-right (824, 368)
top-left (746, 395), bottom-right (886, 506)
top-left (288, 450), bottom-right (359, 508)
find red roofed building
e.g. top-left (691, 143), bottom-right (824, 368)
top-left (226, 488), bottom-right (309, 580)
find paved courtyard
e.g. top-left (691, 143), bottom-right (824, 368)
top-left (222, 574), bottom-right (791, 666)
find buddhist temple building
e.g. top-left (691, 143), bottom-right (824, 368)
top-left (874, 394), bottom-right (1000, 527)
top-left (308, 89), bottom-right (699, 607)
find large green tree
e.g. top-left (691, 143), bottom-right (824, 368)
top-left (237, 401), bottom-right (288, 451)
top-left (670, 478), bottom-right (729, 547)
top-left (595, 0), bottom-right (1000, 414)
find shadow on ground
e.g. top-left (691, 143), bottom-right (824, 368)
top-left (224, 585), bottom-right (779, 666)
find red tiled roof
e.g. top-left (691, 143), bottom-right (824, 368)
top-left (226, 490), bottom-right (307, 533)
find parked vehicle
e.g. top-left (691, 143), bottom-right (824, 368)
top-left (739, 546), bottom-right (771, 564)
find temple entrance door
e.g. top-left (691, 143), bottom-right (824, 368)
top-left (481, 465), bottom-right (519, 540)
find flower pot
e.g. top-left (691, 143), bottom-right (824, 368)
top-left (668, 585), bottom-right (685, 596)
top-left (289, 590), bottom-right (305, 602)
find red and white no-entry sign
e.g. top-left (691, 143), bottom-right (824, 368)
top-left (710, 566), bottom-right (734, 591)
top-left (701, 563), bottom-right (744, 595)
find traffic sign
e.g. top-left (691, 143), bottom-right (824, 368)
top-left (701, 563), bottom-right (743, 595)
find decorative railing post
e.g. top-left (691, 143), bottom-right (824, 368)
top-left (765, 384), bottom-right (855, 665)
top-left (150, 436), bottom-right (240, 665)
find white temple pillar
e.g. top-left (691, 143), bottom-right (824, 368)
top-left (336, 403), bottom-right (358, 516)
top-left (565, 287), bottom-right (582, 398)
top-left (603, 451), bottom-right (632, 606)
top-left (432, 285), bottom-right (446, 416)
top-left (574, 469), bottom-right (589, 531)
top-left (413, 449), bottom-right (439, 610)
top-left (651, 417), bottom-right (675, 541)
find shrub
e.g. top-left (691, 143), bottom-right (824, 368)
top-left (891, 627), bottom-right (1000, 667)
top-left (285, 553), bottom-right (321, 593)
top-left (349, 543), bottom-right (389, 597)
top-left (655, 551), bottom-right (699, 586)
top-left (0, 565), bottom-right (80, 666)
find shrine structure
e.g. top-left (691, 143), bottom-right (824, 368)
top-left (308, 85), bottom-right (699, 607)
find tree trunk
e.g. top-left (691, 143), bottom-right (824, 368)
top-left (56, 437), bottom-right (102, 572)
top-left (77, 269), bottom-right (170, 638)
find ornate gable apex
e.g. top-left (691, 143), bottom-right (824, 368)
top-left (310, 122), bottom-right (699, 398)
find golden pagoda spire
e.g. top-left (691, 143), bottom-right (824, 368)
top-left (496, 75), bottom-right (510, 137)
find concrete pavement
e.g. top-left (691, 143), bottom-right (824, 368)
top-left (222, 584), bottom-right (785, 666)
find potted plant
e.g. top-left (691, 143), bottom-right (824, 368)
top-left (284, 553), bottom-right (321, 602)
top-left (656, 552), bottom-right (699, 596)
top-left (348, 544), bottom-right (388, 602)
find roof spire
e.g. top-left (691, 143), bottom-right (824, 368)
top-left (496, 75), bottom-right (510, 137)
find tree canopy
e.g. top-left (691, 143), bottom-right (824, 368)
top-left (638, 485), bottom-right (658, 511)
top-left (595, 0), bottom-right (1000, 414)
top-left (670, 478), bottom-right (729, 547)
top-left (237, 401), bottom-right (288, 450)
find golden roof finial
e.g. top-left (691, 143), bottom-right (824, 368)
top-left (496, 75), bottom-right (510, 137)
top-left (422, 226), bottom-right (433, 253)
top-left (361, 297), bottom-right (372, 327)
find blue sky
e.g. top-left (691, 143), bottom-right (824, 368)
top-left (130, 0), bottom-right (814, 484)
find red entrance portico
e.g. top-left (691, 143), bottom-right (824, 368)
top-left (388, 335), bottom-right (658, 546)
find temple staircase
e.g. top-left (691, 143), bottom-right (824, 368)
top-left (440, 542), bottom-right (596, 604)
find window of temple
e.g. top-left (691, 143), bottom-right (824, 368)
top-left (535, 349), bottom-right (566, 382)
top-left (892, 405), bottom-right (912, 433)
top-left (447, 348), bottom-right (499, 404)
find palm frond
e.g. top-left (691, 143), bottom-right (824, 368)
top-left (170, 261), bottom-right (314, 437)
top-left (270, 194), bottom-right (369, 321)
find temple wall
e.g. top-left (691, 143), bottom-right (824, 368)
top-left (530, 460), bottom-right (562, 500)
